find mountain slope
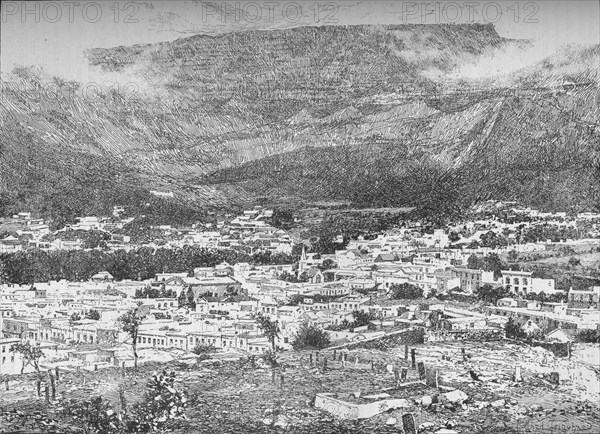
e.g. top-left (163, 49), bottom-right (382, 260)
top-left (0, 24), bottom-right (598, 223)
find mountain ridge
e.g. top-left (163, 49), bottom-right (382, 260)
top-left (1, 24), bottom-right (598, 224)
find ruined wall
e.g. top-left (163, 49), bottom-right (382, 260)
top-left (345, 329), bottom-right (425, 351)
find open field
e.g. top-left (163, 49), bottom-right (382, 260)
top-left (1, 340), bottom-right (598, 433)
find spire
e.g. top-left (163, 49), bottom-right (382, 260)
top-left (301, 245), bottom-right (307, 261)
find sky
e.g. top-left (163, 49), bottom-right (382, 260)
top-left (1, 0), bottom-right (599, 84)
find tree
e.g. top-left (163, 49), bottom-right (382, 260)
top-left (568, 257), bottom-right (581, 267)
top-left (118, 307), bottom-right (143, 371)
top-left (351, 310), bottom-right (376, 328)
top-left (318, 258), bottom-right (335, 271)
top-left (177, 289), bottom-right (187, 308)
top-left (186, 286), bottom-right (196, 310)
top-left (427, 309), bottom-right (445, 330)
top-left (71, 312), bottom-right (82, 323)
top-left (86, 309), bottom-right (101, 320)
top-left (291, 323), bottom-right (331, 350)
top-left (504, 316), bottom-right (526, 339)
top-left (448, 231), bottom-right (460, 242)
top-left (467, 254), bottom-right (485, 270)
top-left (476, 284), bottom-right (511, 305)
top-left (390, 283), bottom-right (423, 300)
top-left (576, 328), bottom-right (600, 343)
top-left (252, 312), bottom-right (280, 351)
top-left (10, 341), bottom-right (44, 378)
top-left (271, 208), bottom-right (294, 229)
top-left (286, 294), bottom-right (305, 306)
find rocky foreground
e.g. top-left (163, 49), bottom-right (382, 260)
top-left (1, 340), bottom-right (599, 433)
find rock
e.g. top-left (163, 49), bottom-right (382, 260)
top-left (490, 399), bottom-right (506, 408)
top-left (274, 415), bottom-right (290, 429)
top-left (262, 418), bottom-right (273, 425)
top-left (421, 395), bottom-right (433, 406)
top-left (352, 391), bottom-right (361, 398)
top-left (517, 406), bottom-right (528, 415)
top-left (530, 404), bottom-right (543, 412)
top-left (419, 422), bottom-right (435, 430)
top-left (435, 430), bottom-right (458, 434)
top-left (386, 417), bottom-right (397, 425)
top-left (443, 390), bottom-right (468, 404)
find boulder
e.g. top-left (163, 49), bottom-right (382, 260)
top-left (274, 415), bottom-right (290, 429)
top-left (443, 390), bottom-right (468, 404)
top-left (419, 422), bottom-right (435, 430)
top-left (490, 399), bottom-right (506, 408)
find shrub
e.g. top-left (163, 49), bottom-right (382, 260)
top-left (260, 350), bottom-right (279, 368)
top-left (291, 323), bottom-right (331, 350)
top-left (61, 397), bottom-right (123, 434)
top-left (576, 328), bottom-right (600, 343)
top-left (61, 370), bottom-right (188, 433)
top-left (191, 343), bottom-right (216, 360)
top-left (126, 371), bottom-right (188, 433)
top-left (389, 283), bottom-right (423, 300)
top-left (505, 316), bottom-right (526, 340)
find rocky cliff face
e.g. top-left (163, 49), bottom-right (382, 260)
top-left (1, 24), bottom-right (598, 221)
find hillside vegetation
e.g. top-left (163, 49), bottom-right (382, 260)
top-left (1, 24), bottom-right (598, 225)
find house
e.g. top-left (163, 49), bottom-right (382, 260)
top-left (0, 235), bottom-right (22, 253)
top-left (501, 270), bottom-right (532, 295)
top-left (0, 337), bottom-right (23, 375)
top-left (522, 319), bottom-right (540, 335)
top-left (452, 268), bottom-right (495, 294)
top-left (500, 270), bottom-right (556, 296)
top-left (303, 267), bottom-right (325, 284)
top-left (497, 298), bottom-right (518, 307)
top-left (546, 327), bottom-right (577, 343)
top-left (568, 287), bottom-right (600, 309)
top-left (374, 253), bottom-right (398, 262)
top-left (90, 271), bottom-right (114, 283)
top-left (189, 276), bottom-right (243, 299)
top-left (347, 278), bottom-right (376, 291)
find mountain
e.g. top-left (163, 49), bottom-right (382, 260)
top-left (1, 24), bottom-right (598, 224)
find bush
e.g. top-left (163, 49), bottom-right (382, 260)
top-left (576, 328), bottom-right (600, 343)
top-left (291, 323), bottom-right (331, 350)
top-left (505, 316), bottom-right (526, 340)
top-left (260, 350), bottom-right (279, 368)
top-left (389, 283), bottom-right (423, 300)
top-left (191, 343), bottom-right (216, 360)
top-left (61, 370), bottom-right (188, 433)
top-left (61, 396), bottom-right (122, 434)
top-left (127, 371), bottom-right (188, 433)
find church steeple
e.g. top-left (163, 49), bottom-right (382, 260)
top-left (298, 245), bottom-right (307, 276)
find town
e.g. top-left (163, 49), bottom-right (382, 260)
top-left (1, 200), bottom-right (599, 432)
